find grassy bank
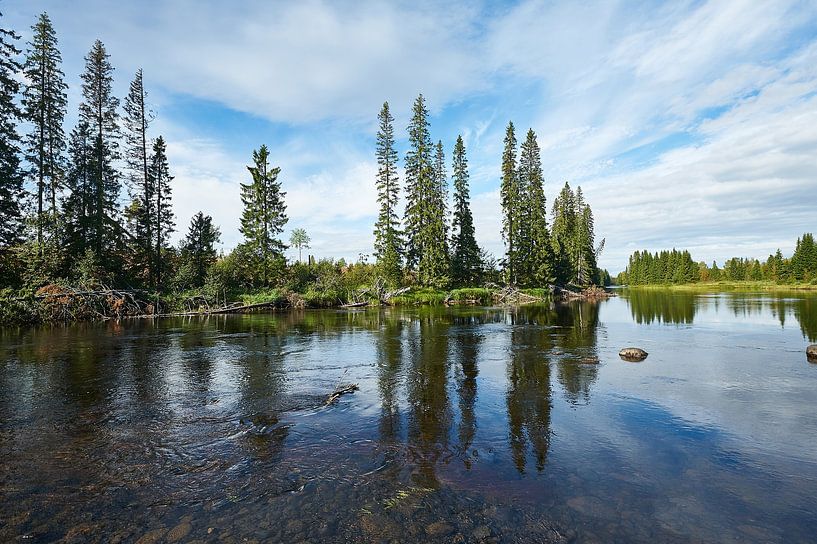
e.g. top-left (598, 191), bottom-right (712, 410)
top-left (622, 281), bottom-right (817, 291)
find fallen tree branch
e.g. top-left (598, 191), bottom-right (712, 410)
top-left (324, 383), bottom-right (359, 405)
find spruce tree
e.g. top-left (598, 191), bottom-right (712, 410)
top-left (239, 145), bottom-right (288, 286)
top-left (500, 121), bottom-right (520, 284)
top-left (450, 135), bottom-right (481, 286)
top-left (417, 140), bottom-right (450, 286)
top-left (403, 94), bottom-right (434, 272)
top-left (181, 211), bottom-right (220, 287)
top-left (517, 129), bottom-right (552, 286)
top-left (123, 69), bottom-right (154, 277)
top-left (78, 40), bottom-right (120, 257)
top-left (148, 136), bottom-right (174, 287)
top-left (551, 182), bottom-right (576, 284)
top-left (0, 11), bottom-right (24, 248)
top-left (62, 121), bottom-right (95, 258)
top-left (373, 101), bottom-right (402, 283)
top-left (22, 12), bottom-right (67, 251)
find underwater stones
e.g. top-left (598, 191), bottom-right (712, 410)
top-left (619, 347), bottom-right (648, 361)
top-left (580, 356), bottom-right (600, 364)
top-left (807, 344), bottom-right (817, 361)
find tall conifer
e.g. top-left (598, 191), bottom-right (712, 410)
top-left (0, 11), bottom-right (24, 247)
top-left (23, 12), bottom-right (67, 250)
top-left (239, 145), bottom-right (288, 286)
top-left (403, 94), bottom-right (434, 271)
top-left (148, 136), bottom-right (174, 287)
top-left (123, 69), bottom-right (154, 276)
top-left (373, 101), bottom-right (402, 283)
top-left (450, 135), bottom-right (481, 286)
top-left (417, 140), bottom-right (450, 286)
top-left (518, 129), bottom-right (552, 286)
top-left (500, 121), bottom-right (520, 284)
top-left (78, 40), bottom-right (120, 257)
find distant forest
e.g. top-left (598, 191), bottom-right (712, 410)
top-left (0, 10), bottom-right (607, 303)
top-left (618, 233), bottom-right (817, 285)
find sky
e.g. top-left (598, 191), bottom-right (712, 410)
top-left (3, 0), bottom-right (817, 273)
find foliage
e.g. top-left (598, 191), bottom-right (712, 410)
top-left (373, 101), bottom-right (402, 284)
top-left (22, 12), bottom-right (67, 250)
top-left (450, 135), bottom-right (482, 287)
top-left (500, 121), bottom-right (520, 284)
top-left (0, 11), bottom-right (24, 247)
top-left (618, 234), bottom-right (817, 285)
top-left (239, 145), bottom-right (288, 286)
top-left (289, 228), bottom-right (310, 263)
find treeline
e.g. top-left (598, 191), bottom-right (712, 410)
top-left (618, 233), bottom-right (817, 285)
top-left (0, 11), bottom-right (224, 292)
top-left (0, 10), bottom-right (606, 311)
top-left (372, 96), bottom-right (607, 289)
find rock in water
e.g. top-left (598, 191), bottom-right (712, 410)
top-left (619, 347), bottom-right (648, 361)
top-left (808, 344), bottom-right (817, 361)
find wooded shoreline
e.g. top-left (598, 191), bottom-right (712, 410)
top-left (0, 283), bottom-right (613, 326)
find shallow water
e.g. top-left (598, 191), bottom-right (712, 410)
top-left (1, 290), bottom-right (816, 543)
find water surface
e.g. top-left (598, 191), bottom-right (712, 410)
top-left (1, 290), bottom-right (816, 543)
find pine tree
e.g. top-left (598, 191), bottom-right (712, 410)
top-left (450, 135), bottom-right (481, 286)
top-left (123, 69), bottom-right (154, 277)
top-left (78, 40), bottom-right (120, 257)
top-left (181, 211), bottom-right (220, 287)
top-left (517, 129), bottom-right (552, 286)
top-left (0, 11), bottom-right (24, 248)
top-left (22, 12), bottom-right (67, 251)
top-left (239, 145), bottom-right (288, 286)
top-left (373, 101), bottom-right (402, 284)
top-left (148, 136), bottom-right (174, 287)
top-left (403, 94), bottom-right (434, 272)
top-left (500, 121), bottom-right (520, 284)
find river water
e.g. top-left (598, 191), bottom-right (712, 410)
top-left (1, 290), bottom-right (816, 543)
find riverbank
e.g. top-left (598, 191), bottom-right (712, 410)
top-left (1, 284), bottom-right (602, 326)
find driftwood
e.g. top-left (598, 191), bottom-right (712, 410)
top-left (340, 301), bottom-right (369, 308)
top-left (324, 383), bottom-right (359, 405)
top-left (21, 286), bottom-right (157, 321)
top-left (355, 277), bottom-right (411, 306)
top-left (209, 300), bottom-right (281, 314)
top-left (493, 286), bottom-right (543, 305)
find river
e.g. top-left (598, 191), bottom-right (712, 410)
top-left (1, 289), bottom-right (816, 543)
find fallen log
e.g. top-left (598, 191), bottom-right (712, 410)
top-left (209, 301), bottom-right (280, 314)
top-left (340, 301), bottom-right (369, 308)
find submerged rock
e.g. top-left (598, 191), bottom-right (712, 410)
top-left (808, 344), bottom-right (817, 361)
top-left (580, 356), bottom-right (600, 364)
top-left (619, 347), bottom-right (648, 361)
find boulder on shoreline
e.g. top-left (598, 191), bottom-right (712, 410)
top-left (808, 344), bottom-right (817, 361)
top-left (619, 347), bottom-right (648, 361)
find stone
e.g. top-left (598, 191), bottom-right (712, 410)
top-left (426, 521), bottom-right (454, 537)
top-left (134, 528), bottom-right (167, 544)
top-left (619, 347), bottom-right (648, 361)
top-left (166, 522), bottom-right (192, 542)
top-left (807, 344), bottom-right (817, 361)
top-left (580, 356), bottom-right (600, 364)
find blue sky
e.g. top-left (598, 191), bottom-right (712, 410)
top-left (4, 0), bottom-right (817, 272)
